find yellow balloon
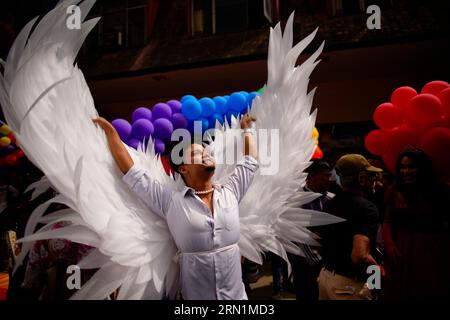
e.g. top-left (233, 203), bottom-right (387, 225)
top-left (312, 127), bottom-right (319, 140)
top-left (0, 137), bottom-right (11, 147)
top-left (0, 125), bottom-right (11, 135)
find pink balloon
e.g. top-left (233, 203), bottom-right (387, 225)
top-left (365, 130), bottom-right (389, 156)
top-left (391, 86), bottom-right (417, 111)
top-left (421, 80), bottom-right (449, 96)
top-left (388, 126), bottom-right (419, 155)
top-left (373, 102), bottom-right (403, 129)
top-left (405, 94), bottom-right (442, 127)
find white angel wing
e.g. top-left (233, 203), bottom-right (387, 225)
top-left (209, 13), bottom-right (344, 265)
top-left (0, 0), bottom-right (179, 299)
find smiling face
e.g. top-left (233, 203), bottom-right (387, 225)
top-left (178, 144), bottom-right (216, 179)
top-left (399, 155), bottom-right (417, 185)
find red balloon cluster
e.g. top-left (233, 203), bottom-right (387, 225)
top-left (365, 80), bottom-right (450, 180)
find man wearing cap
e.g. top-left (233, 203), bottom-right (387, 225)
top-left (317, 154), bottom-right (383, 300)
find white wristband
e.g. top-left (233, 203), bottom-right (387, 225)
top-left (243, 128), bottom-right (255, 135)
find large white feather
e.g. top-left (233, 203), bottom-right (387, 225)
top-left (209, 13), bottom-right (344, 266)
top-left (0, 0), bottom-right (179, 299)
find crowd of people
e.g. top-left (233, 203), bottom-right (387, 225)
top-left (267, 148), bottom-right (450, 300)
top-left (1, 145), bottom-right (449, 300)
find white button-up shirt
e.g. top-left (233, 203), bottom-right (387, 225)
top-left (122, 155), bottom-right (259, 300)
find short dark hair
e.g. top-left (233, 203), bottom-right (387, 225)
top-left (305, 159), bottom-right (331, 176)
top-left (166, 137), bottom-right (198, 174)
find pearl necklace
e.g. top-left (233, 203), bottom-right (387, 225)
top-left (194, 187), bottom-right (215, 195)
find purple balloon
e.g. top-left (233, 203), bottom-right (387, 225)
top-left (154, 138), bottom-right (165, 154)
top-left (112, 119), bottom-right (132, 141)
top-left (132, 107), bottom-right (152, 123)
top-left (126, 138), bottom-right (140, 150)
top-left (152, 103), bottom-right (172, 120)
top-left (167, 100), bottom-right (182, 114)
top-left (153, 118), bottom-right (174, 142)
top-left (131, 119), bottom-right (154, 141)
top-left (171, 113), bottom-right (188, 129)
top-left (6, 145), bottom-right (15, 153)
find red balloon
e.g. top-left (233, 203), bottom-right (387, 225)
top-left (421, 80), bottom-right (449, 96)
top-left (311, 146), bottom-right (323, 159)
top-left (391, 86), bottom-right (417, 111)
top-left (13, 149), bottom-right (25, 159)
top-left (4, 154), bottom-right (17, 166)
top-left (388, 126), bottom-right (419, 155)
top-left (7, 132), bottom-right (16, 144)
top-left (438, 87), bottom-right (450, 118)
top-left (160, 155), bottom-right (172, 175)
top-left (419, 127), bottom-right (450, 182)
top-left (365, 130), bottom-right (389, 156)
top-left (405, 94), bottom-right (442, 127)
top-left (382, 151), bottom-right (398, 174)
top-left (373, 102), bottom-right (403, 129)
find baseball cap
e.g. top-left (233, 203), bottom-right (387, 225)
top-left (335, 154), bottom-right (382, 177)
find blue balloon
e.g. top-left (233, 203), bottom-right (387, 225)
top-left (181, 95), bottom-right (196, 103)
top-left (245, 92), bottom-right (258, 111)
top-left (112, 119), bottom-right (132, 141)
top-left (226, 93), bottom-right (246, 112)
top-left (225, 111), bottom-right (240, 125)
top-left (182, 99), bottom-right (202, 120)
top-left (208, 113), bottom-right (224, 128)
top-left (213, 96), bottom-right (228, 114)
top-left (132, 107), bottom-right (152, 123)
top-left (199, 118), bottom-right (209, 132)
top-left (199, 97), bottom-right (216, 117)
top-left (239, 91), bottom-right (249, 100)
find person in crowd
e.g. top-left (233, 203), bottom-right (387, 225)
top-left (382, 148), bottom-right (450, 300)
top-left (318, 154), bottom-right (383, 300)
top-left (289, 160), bottom-right (334, 301)
top-left (20, 221), bottom-right (94, 300)
top-left (270, 252), bottom-right (293, 298)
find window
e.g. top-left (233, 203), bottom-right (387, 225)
top-left (83, 0), bottom-right (148, 53)
top-left (190, 0), bottom-right (267, 36)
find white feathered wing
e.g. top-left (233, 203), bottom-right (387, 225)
top-left (0, 0), bottom-right (180, 300)
top-left (208, 13), bottom-right (344, 266)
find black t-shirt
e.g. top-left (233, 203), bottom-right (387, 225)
top-left (321, 191), bottom-right (379, 278)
